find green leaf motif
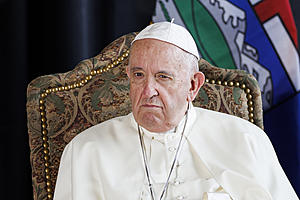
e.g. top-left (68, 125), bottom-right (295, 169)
top-left (30, 77), bottom-right (52, 88)
top-left (111, 82), bottom-right (129, 91)
top-left (233, 87), bottom-right (242, 105)
top-left (47, 93), bottom-right (65, 114)
top-left (91, 84), bottom-right (112, 110)
top-left (27, 93), bottom-right (40, 101)
top-left (199, 88), bottom-right (209, 105)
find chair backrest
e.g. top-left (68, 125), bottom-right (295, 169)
top-left (26, 32), bottom-right (263, 200)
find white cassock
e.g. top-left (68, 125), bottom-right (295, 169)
top-left (53, 104), bottom-right (299, 200)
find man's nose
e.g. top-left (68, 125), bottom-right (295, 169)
top-left (142, 78), bottom-right (158, 98)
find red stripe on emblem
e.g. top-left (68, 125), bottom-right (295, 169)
top-left (254, 0), bottom-right (298, 47)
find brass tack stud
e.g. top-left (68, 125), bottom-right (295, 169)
top-left (40, 111), bottom-right (45, 116)
top-left (217, 80), bottom-right (222, 85)
top-left (45, 168), bottom-right (50, 173)
top-left (47, 194), bottom-right (52, 199)
top-left (249, 113), bottom-right (254, 118)
top-left (248, 100), bottom-right (253, 106)
top-left (235, 82), bottom-right (240, 87)
top-left (229, 81), bottom-right (234, 86)
top-left (46, 175), bottom-right (50, 180)
top-left (47, 187), bottom-right (52, 193)
top-left (42, 123), bottom-right (47, 129)
top-left (42, 136), bottom-right (48, 141)
top-left (247, 94), bottom-right (252, 99)
top-left (245, 88), bottom-right (251, 94)
top-left (250, 118), bottom-right (254, 123)
top-left (44, 155), bottom-right (49, 161)
top-left (41, 117), bottom-right (46, 122)
top-left (46, 89), bottom-right (50, 94)
top-left (223, 81), bottom-right (228, 86)
top-left (39, 100), bottom-right (44, 104)
top-left (241, 84), bottom-right (246, 89)
top-left (45, 162), bottom-right (50, 167)
top-left (41, 93), bottom-right (47, 98)
top-left (210, 80), bottom-right (215, 84)
top-left (39, 105), bottom-right (45, 110)
top-left (43, 149), bottom-right (49, 154)
top-left (43, 142), bottom-right (49, 148)
top-left (42, 130), bottom-right (47, 135)
top-left (46, 181), bottom-right (52, 186)
top-left (205, 79), bottom-right (209, 83)
top-left (248, 106), bottom-right (254, 112)
top-left (91, 70), bottom-right (96, 76)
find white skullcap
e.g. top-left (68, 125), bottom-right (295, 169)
top-left (132, 20), bottom-right (200, 60)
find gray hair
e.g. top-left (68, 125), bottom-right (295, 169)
top-left (177, 48), bottom-right (199, 75)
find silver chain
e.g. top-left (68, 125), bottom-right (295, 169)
top-left (137, 104), bottom-right (189, 200)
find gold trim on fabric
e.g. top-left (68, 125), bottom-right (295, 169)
top-left (205, 78), bottom-right (255, 124)
top-left (38, 49), bottom-right (130, 199)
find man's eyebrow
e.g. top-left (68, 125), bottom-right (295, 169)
top-left (156, 71), bottom-right (174, 77)
top-left (130, 67), bottom-right (143, 72)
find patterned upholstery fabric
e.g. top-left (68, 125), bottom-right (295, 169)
top-left (26, 32), bottom-right (263, 200)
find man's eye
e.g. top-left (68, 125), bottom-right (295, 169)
top-left (157, 74), bottom-right (172, 80)
top-left (158, 74), bottom-right (168, 78)
top-left (134, 72), bottom-right (144, 77)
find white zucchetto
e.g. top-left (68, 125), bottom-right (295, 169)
top-left (132, 20), bottom-right (200, 60)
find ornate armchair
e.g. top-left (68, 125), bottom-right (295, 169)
top-left (26, 32), bottom-right (263, 200)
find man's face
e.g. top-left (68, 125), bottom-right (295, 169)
top-left (127, 39), bottom-right (193, 132)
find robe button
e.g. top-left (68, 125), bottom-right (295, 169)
top-left (174, 180), bottom-right (181, 186)
top-left (176, 195), bottom-right (185, 200)
top-left (168, 146), bottom-right (176, 152)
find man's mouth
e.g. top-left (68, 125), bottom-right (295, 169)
top-left (141, 104), bottom-right (161, 108)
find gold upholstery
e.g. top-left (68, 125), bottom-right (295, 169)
top-left (26, 32), bottom-right (263, 200)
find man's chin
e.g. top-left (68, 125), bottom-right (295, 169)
top-left (136, 112), bottom-right (164, 131)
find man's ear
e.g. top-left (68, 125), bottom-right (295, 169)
top-left (187, 71), bottom-right (205, 102)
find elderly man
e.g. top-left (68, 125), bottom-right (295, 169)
top-left (54, 22), bottom-right (298, 200)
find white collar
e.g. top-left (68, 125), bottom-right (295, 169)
top-left (130, 102), bottom-right (197, 142)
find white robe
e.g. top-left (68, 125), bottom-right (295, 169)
top-left (54, 105), bottom-right (298, 200)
